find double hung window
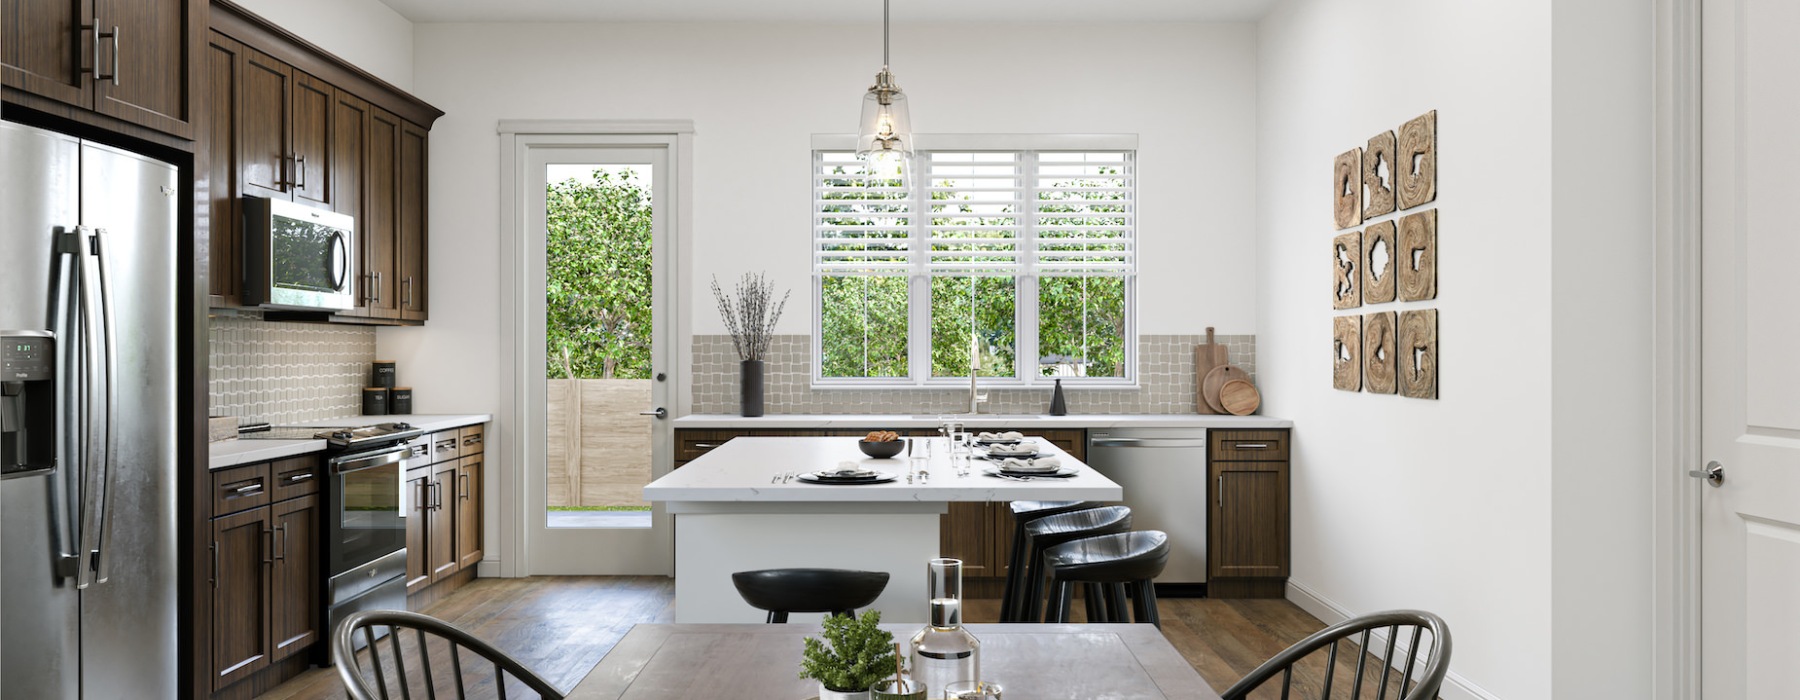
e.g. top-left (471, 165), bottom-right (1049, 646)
top-left (812, 135), bottom-right (1137, 386)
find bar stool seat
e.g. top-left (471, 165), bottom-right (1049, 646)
top-left (1000, 501), bottom-right (1102, 622)
top-left (1017, 505), bottom-right (1133, 623)
top-left (1043, 530), bottom-right (1171, 628)
top-left (730, 569), bottom-right (890, 623)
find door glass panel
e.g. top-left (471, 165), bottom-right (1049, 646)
top-left (544, 164), bottom-right (653, 529)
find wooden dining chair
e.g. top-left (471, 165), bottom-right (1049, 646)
top-left (333, 609), bottom-right (566, 700)
top-left (1220, 610), bottom-right (1451, 700)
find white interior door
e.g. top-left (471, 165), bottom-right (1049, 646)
top-left (1700, 0), bottom-right (1800, 695)
top-left (522, 140), bottom-right (674, 575)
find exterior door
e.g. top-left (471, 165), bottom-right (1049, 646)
top-left (1700, 0), bottom-right (1800, 696)
top-left (522, 141), bottom-right (674, 575)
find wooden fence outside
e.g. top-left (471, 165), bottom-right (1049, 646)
top-left (547, 378), bottom-right (652, 508)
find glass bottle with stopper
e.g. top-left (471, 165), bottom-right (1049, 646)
top-left (910, 558), bottom-right (980, 697)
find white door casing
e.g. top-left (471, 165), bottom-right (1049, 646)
top-left (1699, 0), bottom-right (1800, 696)
top-left (497, 122), bottom-right (694, 577)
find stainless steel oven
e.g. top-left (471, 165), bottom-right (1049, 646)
top-left (325, 442), bottom-right (409, 650)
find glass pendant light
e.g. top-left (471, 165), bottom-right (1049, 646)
top-left (857, 0), bottom-right (912, 173)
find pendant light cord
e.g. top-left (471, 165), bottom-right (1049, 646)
top-left (883, 0), bottom-right (891, 67)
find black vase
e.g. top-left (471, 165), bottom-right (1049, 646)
top-left (1049, 378), bottom-right (1068, 416)
top-left (740, 359), bottom-right (765, 417)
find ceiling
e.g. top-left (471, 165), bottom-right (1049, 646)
top-left (374, 0), bottom-right (1278, 24)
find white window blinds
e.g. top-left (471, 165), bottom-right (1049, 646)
top-left (813, 151), bottom-right (913, 275)
top-left (812, 149), bottom-right (1135, 279)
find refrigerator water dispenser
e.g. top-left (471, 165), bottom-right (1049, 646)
top-left (1, 330), bottom-right (55, 477)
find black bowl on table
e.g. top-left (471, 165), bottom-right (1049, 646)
top-left (858, 439), bottom-right (905, 459)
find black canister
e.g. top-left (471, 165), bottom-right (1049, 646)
top-left (362, 387), bottom-right (389, 415)
top-left (372, 360), bottom-right (397, 388)
top-left (390, 387), bottom-right (413, 415)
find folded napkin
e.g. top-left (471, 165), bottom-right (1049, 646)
top-left (997, 456), bottom-right (1061, 473)
top-left (985, 443), bottom-right (1037, 456)
top-left (824, 461), bottom-right (875, 477)
top-left (977, 431), bottom-right (1025, 441)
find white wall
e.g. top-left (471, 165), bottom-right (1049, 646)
top-left (230, 0), bottom-right (415, 90)
top-left (1255, 1), bottom-right (1555, 697)
top-left (387, 21), bottom-right (1257, 413)
top-left (1257, 1), bottom-right (1655, 698)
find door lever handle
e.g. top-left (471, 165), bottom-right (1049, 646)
top-left (639, 407), bottom-right (667, 419)
top-left (1689, 461), bottom-right (1724, 487)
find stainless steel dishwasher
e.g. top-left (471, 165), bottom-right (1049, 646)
top-left (1086, 427), bottom-right (1210, 595)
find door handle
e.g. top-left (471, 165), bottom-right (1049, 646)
top-left (639, 407), bottom-right (668, 419)
top-left (88, 23), bottom-right (119, 85)
top-left (1688, 461), bottom-right (1724, 487)
top-left (263, 528), bottom-right (274, 565)
top-left (275, 523), bottom-right (287, 562)
top-left (295, 155), bottom-right (307, 190)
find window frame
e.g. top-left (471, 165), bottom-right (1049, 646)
top-left (810, 134), bottom-right (1139, 389)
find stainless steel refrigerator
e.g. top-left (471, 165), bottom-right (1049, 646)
top-left (1, 120), bottom-right (179, 699)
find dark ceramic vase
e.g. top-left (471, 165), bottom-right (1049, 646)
top-left (740, 359), bottom-right (765, 417)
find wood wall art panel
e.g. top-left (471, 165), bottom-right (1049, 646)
top-left (1362, 311), bottom-right (1397, 394)
top-left (1398, 209), bottom-right (1438, 301)
top-left (1361, 220), bottom-right (1396, 304)
top-left (1333, 315), bottom-right (1362, 392)
top-left (1332, 231), bottom-right (1362, 309)
top-left (1399, 309), bottom-right (1439, 399)
top-left (1397, 110), bottom-right (1438, 210)
top-left (1362, 131), bottom-right (1397, 218)
top-left (1334, 148), bottom-right (1363, 229)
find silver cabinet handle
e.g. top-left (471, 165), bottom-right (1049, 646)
top-left (286, 472), bottom-right (313, 483)
top-left (461, 434), bottom-right (482, 446)
top-left (89, 23), bottom-right (118, 85)
top-left (693, 443), bottom-right (721, 450)
top-left (263, 528), bottom-right (274, 565)
top-left (1216, 475), bottom-right (1222, 508)
top-left (295, 155), bottom-right (307, 190)
top-left (234, 483), bottom-right (263, 494)
top-left (109, 24), bottom-right (120, 86)
top-left (403, 277), bottom-right (413, 308)
top-left (372, 271), bottom-right (382, 304)
top-left (210, 543), bottom-right (218, 589)
top-left (275, 523), bottom-right (287, 562)
top-left (639, 408), bottom-right (667, 419)
top-left (1233, 443), bottom-right (1269, 449)
top-left (460, 473), bottom-right (469, 500)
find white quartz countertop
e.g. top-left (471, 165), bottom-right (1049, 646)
top-left (643, 436), bottom-right (1122, 504)
top-left (673, 413), bottom-right (1292, 429)
top-left (207, 414), bottom-right (492, 470)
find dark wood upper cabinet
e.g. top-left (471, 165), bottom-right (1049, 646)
top-left (204, 31), bottom-right (243, 307)
top-left (289, 69), bottom-right (333, 209)
top-left (237, 46), bottom-right (290, 201)
top-left (398, 120), bottom-right (429, 321)
top-left (3, 0), bottom-right (199, 141)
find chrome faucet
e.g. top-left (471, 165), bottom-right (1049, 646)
top-left (968, 366), bottom-right (988, 414)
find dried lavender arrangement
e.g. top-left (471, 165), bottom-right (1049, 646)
top-left (711, 272), bottom-right (789, 416)
top-left (711, 272), bottom-right (790, 361)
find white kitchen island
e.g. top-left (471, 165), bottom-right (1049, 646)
top-left (643, 436), bottom-right (1122, 623)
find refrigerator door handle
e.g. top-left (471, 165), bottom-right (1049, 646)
top-left (62, 226), bottom-right (117, 588)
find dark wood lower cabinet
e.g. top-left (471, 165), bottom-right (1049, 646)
top-left (457, 453), bottom-right (484, 570)
top-left (429, 460), bottom-right (460, 582)
top-left (404, 467), bottom-right (431, 593)
top-left (406, 423), bottom-right (485, 600)
top-left (1207, 429), bottom-right (1292, 599)
top-left (208, 456), bottom-right (321, 698)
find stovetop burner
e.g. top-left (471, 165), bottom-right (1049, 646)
top-left (240, 421), bottom-right (423, 449)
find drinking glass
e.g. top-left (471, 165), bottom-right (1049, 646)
top-left (945, 681), bottom-right (1003, 699)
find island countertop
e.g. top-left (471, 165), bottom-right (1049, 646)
top-left (673, 413), bottom-right (1292, 429)
top-left (643, 435), bottom-right (1121, 505)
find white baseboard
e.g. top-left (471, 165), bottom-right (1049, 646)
top-left (477, 558), bottom-right (503, 577)
top-left (1285, 579), bottom-right (1502, 700)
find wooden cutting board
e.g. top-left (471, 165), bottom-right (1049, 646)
top-left (1203, 364), bottom-right (1251, 414)
top-left (1194, 327), bottom-right (1229, 414)
top-left (1219, 379), bottom-right (1261, 416)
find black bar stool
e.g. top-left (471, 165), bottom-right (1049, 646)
top-left (1016, 505), bottom-right (1133, 623)
top-left (1042, 530), bottom-right (1170, 628)
top-left (999, 501), bottom-right (1102, 622)
top-left (730, 569), bottom-right (890, 623)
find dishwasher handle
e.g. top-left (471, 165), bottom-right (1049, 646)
top-left (1089, 436), bottom-right (1210, 449)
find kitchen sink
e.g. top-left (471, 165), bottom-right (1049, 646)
top-left (909, 414), bottom-right (1042, 420)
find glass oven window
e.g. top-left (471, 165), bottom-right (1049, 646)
top-left (333, 460), bottom-right (405, 574)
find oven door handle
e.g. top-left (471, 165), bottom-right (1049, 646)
top-left (333, 448), bottom-right (406, 474)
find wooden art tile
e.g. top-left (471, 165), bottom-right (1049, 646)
top-left (1361, 220), bottom-right (1396, 304)
top-left (1334, 147), bottom-right (1363, 229)
top-left (1399, 309), bottom-right (1438, 399)
top-left (1333, 315), bottom-right (1362, 392)
top-left (1362, 311), bottom-right (1397, 394)
top-left (1398, 210), bottom-right (1437, 301)
top-left (1363, 131), bottom-right (1397, 219)
top-left (1397, 110), bottom-right (1437, 209)
top-left (1332, 230), bottom-right (1362, 309)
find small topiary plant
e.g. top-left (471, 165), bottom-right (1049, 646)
top-left (798, 610), bottom-right (900, 693)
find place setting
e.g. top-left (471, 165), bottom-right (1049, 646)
top-left (796, 462), bottom-right (900, 485)
top-left (983, 455), bottom-right (1080, 480)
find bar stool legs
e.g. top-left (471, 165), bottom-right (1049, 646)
top-left (1041, 531), bottom-right (1171, 628)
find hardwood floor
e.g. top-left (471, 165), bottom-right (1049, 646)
top-left (257, 577), bottom-right (1400, 700)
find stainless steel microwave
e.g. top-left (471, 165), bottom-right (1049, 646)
top-left (243, 197), bottom-right (356, 311)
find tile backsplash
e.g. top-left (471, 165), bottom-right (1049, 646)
top-left (209, 318), bottom-right (376, 425)
top-left (691, 334), bottom-right (1255, 415)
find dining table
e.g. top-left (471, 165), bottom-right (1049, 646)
top-left (564, 622), bottom-right (1221, 699)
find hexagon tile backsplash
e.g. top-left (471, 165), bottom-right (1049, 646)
top-left (208, 317), bottom-right (376, 425)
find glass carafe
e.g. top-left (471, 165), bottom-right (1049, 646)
top-left (909, 558), bottom-right (980, 697)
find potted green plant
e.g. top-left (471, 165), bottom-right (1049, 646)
top-left (799, 611), bottom-right (899, 700)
